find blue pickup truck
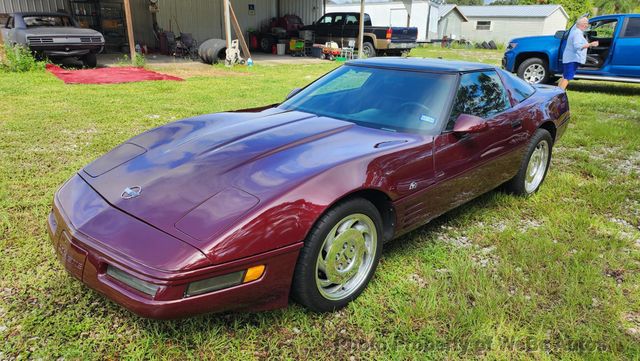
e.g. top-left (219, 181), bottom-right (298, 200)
top-left (503, 13), bottom-right (640, 84)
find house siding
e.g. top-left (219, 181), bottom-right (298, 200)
top-left (542, 8), bottom-right (569, 34)
top-left (438, 10), bottom-right (464, 39)
top-left (0, 0), bottom-right (70, 13)
top-left (460, 17), bottom-right (548, 44)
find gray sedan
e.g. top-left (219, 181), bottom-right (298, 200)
top-left (2, 12), bottom-right (105, 67)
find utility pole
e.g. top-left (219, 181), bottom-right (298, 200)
top-left (358, 0), bottom-right (365, 58)
top-left (123, 0), bottom-right (136, 64)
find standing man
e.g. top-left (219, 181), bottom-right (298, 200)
top-left (559, 17), bottom-right (599, 90)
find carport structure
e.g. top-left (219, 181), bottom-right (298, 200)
top-left (0, 0), bottom-right (376, 62)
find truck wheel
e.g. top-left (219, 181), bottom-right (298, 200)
top-left (517, 57), bottom-right (549, 85)
top-left (82, 53), bottom-right (97, 68)
top-left (362, 42), bottom-right (375, 58)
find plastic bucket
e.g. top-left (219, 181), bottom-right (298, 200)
top-left (277, 43), bottom-right (286, 55)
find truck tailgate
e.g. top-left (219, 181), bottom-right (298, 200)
top-left (390, 27), bottom-right (418, 42)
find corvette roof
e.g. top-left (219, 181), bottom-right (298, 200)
top-left (347, 57), bottom-right (496, 73)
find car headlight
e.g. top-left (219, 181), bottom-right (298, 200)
top-left (107, 265), bottom-right (160, 297)
top-left (507, 42), bottom-right (517, 50)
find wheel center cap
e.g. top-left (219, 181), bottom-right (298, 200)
top-left (325, 229), bottom-right (365, 284)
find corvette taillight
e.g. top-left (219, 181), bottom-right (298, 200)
top-left (386, 28), bottom-right (393, 39)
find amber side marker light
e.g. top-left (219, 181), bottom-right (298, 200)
top-left (243, 265), bottom-right (266, 283)
top-left (185, 265), bottom-right (266, 297)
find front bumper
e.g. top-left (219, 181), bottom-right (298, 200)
top-left (29, 44), bottom-right (104, 58)
top-left (502, 50), bottom-right (516, 72)
top-left (48, 176), bottom-right (302, 319)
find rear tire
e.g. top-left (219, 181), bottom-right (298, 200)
top-left (517, 57), bottom-right (549, 84)
top-left (291, 198), bottom-right (383, 312)
top-left (505, 128), bottom-right (553, 196)
top-left (362, 42), bottom-right (375, 58)
top-left (82, 53), bottom-right (97, 68)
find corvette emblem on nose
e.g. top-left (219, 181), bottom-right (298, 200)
top-left (121, 186), bottom-right (142, 199)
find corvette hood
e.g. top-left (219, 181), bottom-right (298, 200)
top-left (80, 108), bottom-right (414, 245)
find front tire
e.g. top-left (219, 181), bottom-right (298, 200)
top-left (82, 53), bottom-right (97, 68)
top-left (505, 128), bottom-right (553, 196)
top-left (517, 57), bottom-right (549, 84)
top-left (291, 198), bottom-right (383, 312)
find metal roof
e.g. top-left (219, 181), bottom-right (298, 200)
top-left (455, 5), bottom-right (568, 19)
top-left (439, 5), bottom-right (469, 22)
top-left (346, 57), bottom-right (495, 73)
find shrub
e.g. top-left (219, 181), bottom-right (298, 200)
top-left (0, 44), bottom-right (46, 72)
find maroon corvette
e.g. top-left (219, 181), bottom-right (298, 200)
top-left (48, 58), bottom-right (569, 318)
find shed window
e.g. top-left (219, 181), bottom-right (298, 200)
top-left (476, 21), bottom-right (491, 30)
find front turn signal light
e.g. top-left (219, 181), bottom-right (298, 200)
top-left (243, 265), bottom-right (265, 283)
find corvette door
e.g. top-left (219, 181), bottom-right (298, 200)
top-left (430, 71), bottom-right (524, 215)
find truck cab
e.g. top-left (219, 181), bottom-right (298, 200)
top-left (503, 14), bottom-right (640, 84)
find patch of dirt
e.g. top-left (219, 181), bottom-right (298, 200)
top-left (555, 145), bottom-right (640, 176)
top-left (147, 63), bottom-right (251, 78)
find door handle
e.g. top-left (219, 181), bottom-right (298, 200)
top-left (511, 119), bottom-right (522, 129)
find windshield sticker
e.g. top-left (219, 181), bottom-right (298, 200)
top-left (420, 114), bottom-right (435, 124)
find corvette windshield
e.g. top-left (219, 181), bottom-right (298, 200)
top-left (279, 65), bottom-right (456, 134)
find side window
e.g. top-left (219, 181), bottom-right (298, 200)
top-left (498, 69), bottom-right (535, 103)
top-left (345, 15), bottom-right (358, 25)
top-left (318, 15), bottom-right (333, 25)
top-left (6, 17), bottom-right (13, 29)
top-left (623, 18), bottom-right (640, 38)
top-left (447, 71), bottom-right (511, 130)
top-left (589, 19), bottom-right (617, 39)
top-left (476, 21), bottom-right (491, 30)
top-left (333, 15), bottom-right (344, 25)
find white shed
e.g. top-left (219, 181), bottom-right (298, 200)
top-left (326, 0), bottom-right (440, 42)
top-left (437, 4), bottom-right (468, 40)
top-left (452, 4), bottom-right (569, 45)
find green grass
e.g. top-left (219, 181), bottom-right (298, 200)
top-left (1, 49), bottom-right (639, 360)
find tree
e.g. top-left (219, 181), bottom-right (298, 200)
top-left (594, 0), bottom-right (637, 14)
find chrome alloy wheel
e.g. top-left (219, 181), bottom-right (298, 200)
top-left (524, 140), bottom-right (549, 193)
top-left (315, 213), bottom-right (377, 301)
top-left (523, 63), bottom-right (546, 84)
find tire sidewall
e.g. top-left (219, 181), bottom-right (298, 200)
top-left (512, 129), bottom-right (553, 195)
top-left (517, 58), bottom-right (549, 85)
top-left (292, 198), bottom-right (383, 312)
top-left (362, 42), bottom-right (376, 58)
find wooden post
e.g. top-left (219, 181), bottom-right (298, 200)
top-left (0, 26), bottom-right (5, 62)
top-left (229, 3), bottom-right (252, 61)
top-left (358, 0), bottom-right (365, 58)
top-left (123, 0), bottom-right (136, 64)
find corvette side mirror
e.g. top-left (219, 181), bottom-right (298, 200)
top-left (554, 30), bottom-right (565, 39)
top-left (286, 87), bottom-right (302, 100)
top-left (453, 114), bottom-right (488, 134)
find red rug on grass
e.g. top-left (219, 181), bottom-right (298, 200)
top-left (46, 64), bottom-right (183, 84)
